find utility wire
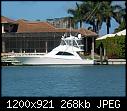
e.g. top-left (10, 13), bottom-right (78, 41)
top-left (85, 3), bottom-right (101, 22)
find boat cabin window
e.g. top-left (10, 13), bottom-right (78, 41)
top-left (56, 52), bottom-right (74, 56)
top-left (60, 39), bottom-right (83, 47)
top-left (66, 40), bottom-right (73, 45)
top-left (60, 40), bottom-right (66, 45)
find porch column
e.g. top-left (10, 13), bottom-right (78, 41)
top-left (91, 37), bottom-right (94, 59)
top-left (100, 45), bottom-right (103, 64)
top-left (2, 24), bottom-right (5, 33)
top-left (45, 41), bottom-right (48, 53)
top-left (104, 48), bottom-right (106, 59)
top-left (85, 37), bottom-right (88, 52)
top-left (2, 41), bottom-right (5, 52)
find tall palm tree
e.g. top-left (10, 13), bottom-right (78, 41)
top-left (79, 1), bottom-right (104, 34)
top-left (84, 1), bottom-right (124, 34)
top-left (100, 1), bottom-right (124, 34)
top-left (67, 1), bottom-right (125, 34)
top-left (80, 1), bottom-right (96, 31)
top-left (67, 8), bottom-right (78, 28)
top-left (68, 2), bottom-right (84, 28)
top-left (113, 3), bottom-right (126, 32)
top-left (68, 1), bottom-right (103, 32)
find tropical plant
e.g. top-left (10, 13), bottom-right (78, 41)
top-left (114, 6), bottom-right (126, 33)
top-left (84, 1), bottom-right (103, 34)
top-left (95, 35), bottom-right (125, 58)
top-left (101, 1), bottom-right (125, 34)
top-left (80, 1), bottom-right (99, 32)
top-left (68, 2), bottom-right (84, 28)
top-left (67, 1), bottom-right (125, 34)
top-left (114, 21), bottom-right (126, 33)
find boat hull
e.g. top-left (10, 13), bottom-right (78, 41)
top-left (15, 57), bottom-right (94, 65)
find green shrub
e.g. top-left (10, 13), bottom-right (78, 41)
top-left (95, 35), bottom-right (125, 59)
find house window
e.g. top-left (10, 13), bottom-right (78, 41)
top-left (56, 51), bottom-right (73, 56)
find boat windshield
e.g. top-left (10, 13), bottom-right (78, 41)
top-left (77, 40), bottom-right (83, 45)
top-left (60, 39), bottom-right (77, 46)
top-left (66, 40), bottom-right (73, 45)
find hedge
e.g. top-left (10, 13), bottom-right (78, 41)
top-left (95, 35), bottom-right (125, 59)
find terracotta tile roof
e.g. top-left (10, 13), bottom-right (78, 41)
top-left (16, 20), bottom-right (97, 36)
top-left (16, 19), bottom-right (56, 33)
top-left (1, 16), bottom-right (16, 23)
top-left (54, 28), bottom-right (97, 37)
top-left (72, 28), bottom-right (98, 37)
top-left (1, 16), bottom-right (97, 37)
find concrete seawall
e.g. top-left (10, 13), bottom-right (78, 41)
top-left (95, 59), bottom-right (126, 65)
top-left (108, 59), bottom-right (126, 64)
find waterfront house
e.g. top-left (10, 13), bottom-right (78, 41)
top-left (1, 16), bottom-right (97, 58)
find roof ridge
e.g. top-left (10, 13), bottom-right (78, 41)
top-left (1, 16), bottom-right (16, 23)
top-left (44, 22), bottom-right (56, 29)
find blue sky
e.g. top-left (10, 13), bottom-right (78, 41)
top-left (2, 1), bottom-right (125, 36)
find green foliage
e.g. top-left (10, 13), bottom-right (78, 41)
top-left (67, 1), bottom-right (125, 34)
top-left (95, 35), bottom-right (125, 58)
top-left (114, 21), bottom-right (126, 33)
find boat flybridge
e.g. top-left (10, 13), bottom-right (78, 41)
top-left (12, 34), bottom-right (94, 65)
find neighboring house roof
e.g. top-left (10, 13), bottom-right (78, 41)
top-left (96, 29), bottom-right (126, 40)
top-left (1, 16), bottom-right (16, 23)
top-left (54, 28), bottom-right (97, 37)
top-left (115, 29), bottom-right (126, 36)
top-left (96, 34), bottom-right (115, 40)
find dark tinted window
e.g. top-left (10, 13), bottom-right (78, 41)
top-left (56, 52), bottom-right (73, 56)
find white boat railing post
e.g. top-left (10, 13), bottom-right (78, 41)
top-left (2, 41), bottom-right (5, 53)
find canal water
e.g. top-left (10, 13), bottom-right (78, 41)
top-left (2, 65), bottom-right (125, 97)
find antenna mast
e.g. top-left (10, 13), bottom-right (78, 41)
top-left (69, 17), bottom-right (72, 36)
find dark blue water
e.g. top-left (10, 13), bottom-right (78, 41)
top-left (2, 65), bottom-right (125, 97)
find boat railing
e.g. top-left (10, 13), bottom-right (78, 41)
top-left (61, 37), bottom-right (84, 50)
top-left (2, 52), bottom-right (46, 57)
top-left (14, 53), bottom-right (46, 56)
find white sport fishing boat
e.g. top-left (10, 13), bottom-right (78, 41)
top-left (12, 34), bottom-right (94, 65)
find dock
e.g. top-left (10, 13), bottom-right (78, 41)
top-left (94, 59), bottom-right (126, 65)
top-left (108, 59), bottom-right (126, 65)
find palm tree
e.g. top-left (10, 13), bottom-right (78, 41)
top-left (80, 1), bottom-right (96, 31)
top-left (68, 1), bottom-right (102, 32)
top-left (79, 1), bottom-right (104, 34)
top-left (67, 9), bottom-right (77, 28)
top-left (84, 1), bottom-right (125, 34)
top-left (114, 21), bottom-right (126, 33)
top-left (113, 3), bottom-right (126, 32)
top-left (67, 1), bottom-right (125, 34)
top-left (68, 2), bottom-right (84, 28)
top-left (100, 1), bottom-right (125, 34)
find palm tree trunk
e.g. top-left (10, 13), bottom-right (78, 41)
top-left (96, 21), bottom-right (99, 34)
top-left (79, 20), bottom-right (82, 28)
top-left (107, 25), bottom-right (109, 34)
top-left (106, 18), bottom-right (110, 34)
top-left (92, 23), bottom-right (96, 32)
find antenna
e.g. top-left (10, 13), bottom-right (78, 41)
top-left (69, 17), bottom-right (72, 36)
